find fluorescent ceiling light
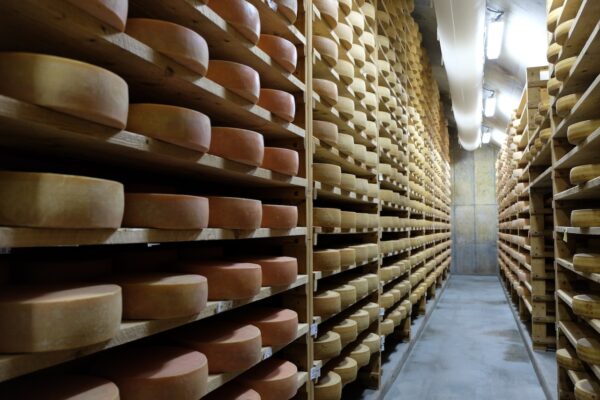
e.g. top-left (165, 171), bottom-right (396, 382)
top-left (487, 19), bottom-right (504, 59)
top-left (484, 94), bottom-right (496, 117)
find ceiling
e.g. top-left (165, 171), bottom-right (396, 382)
top-left (412, 0), bottom-right (548, 147)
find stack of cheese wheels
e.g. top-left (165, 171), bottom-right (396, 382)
top-left (177, 260), bottom-right (262, 300)
top-left (209, 127), bottom-right (264, 166)
top-left (258, 89), bottom-right (296, 122)
top-left (0, 172), bottom-right (124, 229)
top-left (258, 34), bottom-right (298, 73)
top-left (92, 346), bottom-right (208, 399)
top-left (203, 385), bottom-right (261, 400)
top-left (240, 359), bottom-right (298, 400)
top-left (572, 209), bottom-right (600, 228)
top-left (314, 290), bottom-right (342, 316)
top-left (0, 374), bottom-right (120, 399)
top-left (314, 371), bottom-right (342, 400)
top-left (0, 53), bottom-right (129, 128)
top-left (261, 204), bottom-right (298, 229)
top-left (332, 357), bottom-right (357, 386)
top-left (573, 253), bottom-right (600, 273)
top-left (208, 0), bottom-right (261, 44)
top-left (261, 147), bottom-right (300, 176)
top-left (314, 249), bottom-right (342, 271)
top-left (115, 273), bottom-right (207, 319)
top-left (126, 19), bottom-right (209, 76)
top-left (207, 60), bottom-right (260, 103)
top-left (314, 331), bottom-right (342, 360)
top-left (242, 307), bottom-right (299, 346)
top-left (174, 321), bottom-right (262, 372)
top-left (0, 284), bottom-right (122, 352)
top-left (248, 256), bottom-right (298, 286)
top-left (208, 196), bottom-right (263, 229)
top-left (123, 193), bottom-right (209, 229)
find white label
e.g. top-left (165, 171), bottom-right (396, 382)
top-left (147, 243), bottom-right (160, 247)
top-left (380, 336), bottom-right (386, 352)
top-left (379, 307), bottom-right (385, 317)
top-left (262, 347), bottom-right (273, 360)
top-left (310, 323), bottom-right (318, 337)
top-left (310, 366), bottom-right (321, 380)
top-left (563, 230), bottom-right (568, 242)
top-left (216, 300), bottom-right (233, 313)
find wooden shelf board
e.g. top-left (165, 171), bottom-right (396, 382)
top-left (557, 22), bottom-right (600, 99)
top-left (530, 140), bottom-right (552, 168)
top-left (554, 127), bottom-right (600, 170)
top-left (313, 138), bottom-right (376, 177)
top-left (555, 74), bottom-right (600, 139)
top-left (245, 0), bottom-right (306, 45)
top-left (556, 226), bottom-right (600, 235)
top-left (557, 0), bottom-right (600, 63)
top-left (314, 182), bottom-right (378, 206)
top-left (528, 166), bottom-right (553, 189)
top-left (313, 257), bottom-right (379, 286)
top-left (557, 257), bottom-right (600, 284)
top-left (555, 176), bottom-right (600, 200)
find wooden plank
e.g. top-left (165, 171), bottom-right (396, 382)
top-left (313, 139), bottom-right (376, 177)
top-left (314, 182), bottom-right (378, 205)
top-left (558, 0), bottom-right (600, 62)
top-left (555, 176), bottom-right (600, 200)
top-left (554, 127), bottom-right (600, 169)
top-left (558, 22), bottom-right (600, 98)
top-left (555, 75), bottom-right (600, 139)
top-left (556, 226), bottom-right (600, 235)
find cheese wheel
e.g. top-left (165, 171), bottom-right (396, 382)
top-left (547, 6), bottom-right (562, 32)
top-left (338, 133), bottom-right (355, 154)
top-left (93, 346), bottom-right (208, 400)
top-left (0, 284), bottom-right (121, 352)
top-left (339, 247), bottom-right (356, 266)
top-left (364, 92), bottom-right (377, 111)
top-left (261, 147), bottom-right (299, 176)
top-left (243, 308), bottom-right (298, 346)
top-left (352, 111), bottom-right (368, 131)
top-left (258, 89), bottom-right (296, 122)
top-left (313, 0), bottom-right (338, 27)
top-left (349, 309), bottom-right (370, 332)
top-left (314, 163), bottom-right (342, 186)
top-left (574, 253), bottom-right (600, 274)
top-left (555, 56), bottom-right (577, 82)
top-left (577, 337), bottom-right (600, 365)
top-left (333, 357), bottom-right (358, 386)
top-left (334, 61), bottom-right (354, 89)
top-left (273, 0), bottom-right (298, 23)
top-left (380, 292), bottom-right (395, 309)
top-left (348, 11), bottom-right (364, 35)
top-left (337, 96), bottom-right (355, 120)
top-left (208, 196), bottom-right (263, 229)
top-left (547, 42), bottom-right (562, 63)
top-left (261, 204), bottom-right (298, 229)
top-left (362, 333), bottom-right (380, 354)
top-left (556, 93), bottom-right (582, 117)
top-left (556, 347), bottom-right (585, 371)
top-left (355, 178), bottom-right (369, 195)
top-left (350, 343), bottom-right (371, 368)
top-left (258, 34), bottom-right (298, 73)
top-left (338, 0), bottom-right (351, 14)
top-left (349, 44), bottom-right (366, 67)
top-left (314, 290), bottom-right (342, 316)
top-left (340, 211), bottom-right (357, 229)
top-left (207, 60), bottom-right (260, 103)
top-left (314, 249), bottom-right (341, 271)
top-left (350, 78), bottom-right (367, 99)
top-left (241, 359), bottom-right (298, 400)
top-left (334, 284), bottom-right (357, 308)
top-left (363, 275), bottom-right (378, 292)
top-left (363, 302), bottom-right (379, 323)
top-left (348, 277), bottom-right (368, 297)
top-left (0, 53), bottom-right (128, 129)
top-left (314, 331), bottom-right (342, 360)
top-left (573, 294), bottom-right (600, 319)
top-left (208, 0), bottom-right (261, 44)
top-left (0, 374), bottom-right (120, 400)
top-left (126, 19), bottom-right (209, 76)
top-left (314, 120), bottom-right (339, 144)
top-left (540, 128), bottom-right (553, 141)
top-left (568, 120), bottom-right (600, 145)
top-left (116, 273), bottom-right (207, 319)
top-left (314, 371), bottom-right (342, 400)
top-left (335, 23), bottom-right (353, 51)
top-left (123, 193), bottom-right (209, 229)
top-left (361, 31), bottom-right (375, 54)
top-left (381, 318), bottom-right (394, 335)
top-left (388, 310), bottom-right (403, 326)
top-left (575, 379), bottom-right (600, 400)
top-left (65, 0), bottom-right (127, 31)
top-left (547, 77), bottom-right (561, 96)
top-left (572, 209), bottom-right (600, 228)
top-left (363, 61), bottom-right (377, 82)
top-left (314, 78), bottom-right (339, 105)
top-left (555, 19), bottom-right (574, 45)
top-left (361, 3), bottom-right (375, 25)
top-left (349, 245), bottom-right (368, 264)
top-left (571, 164), bottom-right (600, 185)
top-left (178, 260), bottom-right (261, 300)
top-left (209, 127), bottom-right (264, 166)
top-left (249, 256), bottom-right (298, 287)
top-left (314, 207), bottom-right (341, 228)
top-left (127, 104), bottom-right (211, 152)
top-left (203, 386), bottom-right (261, 400)
top-left (314, 35), bottom-right (338, 66)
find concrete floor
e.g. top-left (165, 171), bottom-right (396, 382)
top-left (384, 275), bottom-right (547, 400)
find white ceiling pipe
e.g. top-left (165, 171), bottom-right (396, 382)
top-left (433, 0), bottom-right (486, 150)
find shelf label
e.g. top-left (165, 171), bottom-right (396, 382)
top-left (262, 347), bottom-right (273, 360)
top-left (147, 243), bottom-right (160, 247)
top-left (310, 323), bottom-right (318, 337)
top-left (563, 230), bottom-right (568, 242)
top-left (379, 307), bottom-right (385, 317)
top-left (216, 300), bottom-right (233, 313)
top-left (380, 336), bottom-right (386, 352)
top-left (310, 366), bottom-right (321, 380)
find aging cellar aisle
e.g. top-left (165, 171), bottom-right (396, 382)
top-left (384, 276), bottom-right (547, 400)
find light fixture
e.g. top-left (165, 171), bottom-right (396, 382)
top-left (486, 8), bottom-right (504, 60)
top-left (482, 126), bottom-right (491, 144)
top-left (484, 89), bottom-right (496, 117)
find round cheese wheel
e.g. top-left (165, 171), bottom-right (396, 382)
top-left (335, 23), bottom-right (353, 51)
top-left (123, 193), bottom-right (209, 229)
top-left (273, 0), bottom-right (298, 23)
top-left (127, 104), bottom-right (211, 152)
top-left (381, 318), bottom-right (394, 335)
top-left (314, 35), bottom-right (338, 66)
top-left (380, 292), bottom-right (395, 309)
top-left (388, 310), bottom-right (403, 326)
top-left (207, 60), bottom-right (260, 103)
top-left (207, 196), bottom-right (263, 230)
top-left (261, 147), bottom-right (299, 176)
top-left (349, 309), bottom-right (370, 332)
top-left (556, 347), bottom-right (585, 371)
top-left (314, 371), bottom-right (342, 400)
top-left (208, 0), bottom-right (261, 44)
top-left (0, 284), bottom-right (121, 352)
top-left (356, 178), bottom-right (369, 195)
top-left (363, 275), bottom-right (378, 292)
top-left (0, 53), bottom-right (128, 129)
top-left (574, 253), bottom-right (600, 274)
top-left (314, 120), bottom-right (339, 144)
top-left (258, 89), bottom-right (296, 122)
top-left (314, 290), bottom-right (342, 316)
top-left (547, 42), bottom-right (562, 63)
top-left (65, 0), bottom-right (127, 31)
top-left (93, 346), bottom-right (208, 399)
top-left (540, 128), bottom-right (553, 141)
top-left (338, 0), bottom-right (351, 14)
top-left (556, 93), bottom-right (582, 117)
top-left (349, 44), bottom-right (366, 67)
top-left (362, 333), bottom-right (380, 354)
top-left (240, 359), bottom-right (298, 400)
top-left (333, 357), bottom-right (358, 386)
top-left (0, 374), bottom-right (120, 400)
top-left (334, 60), bottom-right (354, 85)
top-left (314, 163), bottom-right (342, 186)
top-left (363, 302), bottom-right (379, 323)
top-left (575, 379), bottom-right (600, 400)
top-left (243, 308), bottom-right (298, 346)
top-left (555, 19), bottom-right (574, 45)
top-left (314, 249), bottom-right (342, 271)
top-left (350, 343), bottom-right (371, 368)
top-left (572, 209), bottom-right (600, 228)
top-left (313, 0), bottom-right (338, 27)
top-left (352, 111), bottom-right (368, 131)
top-left (361, 3), bottom-right (375, 25)
top-left (348, 277), bottom-right (368, 297)
top-left (340, 211), bottom-right (357, 229)
top-left (126, 19), bottom-right (209, 76)
top-left (350, 78), bottom-right (366, 99)
top-left (314, 331), bottom-right (342, 360)
top-left (573, 294), bottom-right (600, 319)
top-left (203, 386), bottom-right (261, 400)
top-left (555, 56), bottom-right (577, 82)
top-left (339, 247), bottom-right (356, 266)
top-left (571, 164), bottom-right (600, 185)
top-left (568, 120), bottom-right (600, 145)
top-left (261, 204), bottom-right (298, 229)
top-left (177, 260), bottom-right (261, 300)
top-left (258, 34), bottom-right (298, 73)
top-left (347, 11), bottom-right (364, 36)
top-left (577, 337), bottom-right (600, 365)
top-left (248, 256), bottom-right (298, 287)
top-left (209, 127), bottom-right (264, 166)
top-left (547, 6), bottom-right (562, 32)
top-left (314, 78), bottom-right (339, 105)
top-left (547, 77), bottom-right (561, 96)
top-left (116, 273), bottom-right (207, 319)
top-left (334, 284), bottom-right (357, 308)
top-left (338, 133), bottom-right (355, 154)
top-left (355, 213), bottom-right (369, 229)
top-left (0, 171), bottom-right (124, 229)
top-left (314, 207), bottom-right (342, 228)
top-left (337, 96), bottom-right (355, 120)
top-left (363, 61), bottom-right (377, 82)
top-left (361, 31), bottom-right (375, 54)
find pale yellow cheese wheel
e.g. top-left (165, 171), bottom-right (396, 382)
top-left (314, 371), bottom-right (342, 400)
top-left (573, 294), bottom-right (600, 319)
top-left (348, 277), bottom-right (368, 297)
top-left (575, 379), bottom-right (600, 400)
top-left (571, 164), bottom-right (600, 185)
top-left (540, 128), bottom-right (553, 141)
top-left (573, 253), bottom-right (600, 274)
top-left (547, 77), bottom-right (562, 96)
top-left (380, 292), bottom-right (395, 309)
top-left (349, 343), bottom-right (371, 368)
top-left (572, 209), bottom-right (600, 228)
top-left (568, 120), bottom-right (600, 145)
top-left (364, 92), bottom-right (377, 111)
top-left (341, 173), bottom-right (357, 192)
top-left (314, 207), bottom-right (342, 228)
top-left (366, 153), bottom-right (378, 169)
top-left (556, 93), bottom-right (582, 117)
top-left (355, 213), bottom-right (369, 229)
top-left (556, 347), bottom-right (585, 371)
top-left (314, 249), bottom-right (342, 271)
top-left (350, 77), bottom-right (367, 99)
top-left (547, 42), bottom-right (562, 63)
top-left (315, 290), bottom-right (342, 316)
top-left (362, 333), bottom-right (380, 354)
top-left (340, 211), bottom-right (357, 229)
top-left (347, 11), bottom-right (365, 36)
top-left (555, 56), bottom-right (577, 82)
top-left (314, 331), bottom-right (342, 360)
top-left (0, 284), bottom-right (122, 352)
top-left (363, 275), bottom-right (378, 292)
top-left (314, 78), bottom-right (339, 105)
top-left (388, 310), bottom-right (403, 326)
top-left (0, 171), bottom-right (124, 229)
top-left (334, 59), bottom-right (354, 83)
top-left (577, 337), bottom-right (600, 365)
top-left (362, 302), bottom-right (379, 323)
top-left (339, 247), bottom-right (356, 266)
top-left (314, 35), bottom-right (338, 66)
top-left (332, 319), bottom-right (358, 346)
top-left (555, 19), bottom-right (574, 45)
top-left (355, 178), bottom-right (369, 195)
top-left (336, 96), bottom-right (355, 119)
top-left (352, 111), bottom-right (368, 131)
top-left (333, 284), bottom-right (357, 308)
top-left (314, 120), bottom-right (339, 144)
top-left (547, 6), bottom-right (562, 32)
top-left (0, 52), bottom-right (129, 129)
top-left (333, 357), bottom-right (358, 386)
top-left (380, 318), bottom-right (395, 335)
top-left (338, 133), bottom-right (355, 154)
top-left (363, 61), bottom-right (377, 82)
top-left (314, 0), bottom-right (338, 27)
top-left (314, 163), bottom-right (343, 186)
top-left (361, 31), bottom-right (375, 54)
top-left (349, 309), bottom-right (370, 332)
top-left (350, 245), bottom-right (369, 264)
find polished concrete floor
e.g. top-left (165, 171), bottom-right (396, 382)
top-left (384, 275), bottom-right (548, 400)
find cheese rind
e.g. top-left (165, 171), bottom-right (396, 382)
top-left (314, 35), bottom-right (339, 66)
top-left (573, 294), bottom-right (600, 319)
top-left (556, 92), bottom-right (582, 117)
top-left (207, 60), bottom-right (260, 103)
top-left (262, 147), bottom-right (300, 176)
top-left (208, 0), bottom-right (261, 44)
top-left (65, 0), bottom-right (128, 31)
top-left (567, 120), bottom-right (600, 145)
top-left (209, 127), bottom-right (264, 167)
top-left (258, 34), bottom-right (298, 73)
top-left (570, 164), bottom-right (600, 185)
top-left (573, 253), bottom-right (600, 274)
top-left (314, 371), bottom-right (342, 400)
top-left (314, 79), bottom-right (339, 105)
top-left (571, 209), bottom-right (600, 228)
top-left (314, 163), bottom-right (342, 186)
top-left (332, 357), bottom-right (358, 386)
top-left (249, 256), bottom-right (298, 287)
top-left (314, 120), bottom-right (339, 144)
top-left (240, 359), bottom-right (298, 400)
top-left (314, 290), bottom-right (342, 316)
top-left (258, 89), bottom-right (296, 122)
top-left (314, 207), bottom-right (342, 228)
top-left (314, 331), bottom-right (342, 360)
top-left (314, 249), bottom-right (342, 271)
top-left (243, 307), bottom-right (299, 346)
top-left (332, 319), bottom-right (358, 346)
top-left (208, 196), bottom-right (263, 229)
top-left (313, 0), bottom-right (338, 27)
top-left (261, 204), bottom-right (298, 229)
top-left (123, 193), bottom-right (209, 229)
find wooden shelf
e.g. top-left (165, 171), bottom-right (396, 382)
top-left (554, 74), bottom-right (600, 139)
top-left (314, 182), bottom-right (378, 206)
top-left (554, 127), bottom-right (600, 170)
top-left (313, 138), bottom-right (376, 177)
top-left (245, 0), bottom-right (306, 45)
top-left (314, 287), bottom-right (378, 327)
top-left (556, 0), bottom-right (600, 63)
top-left (556, 226), bottom-right (600, 235)
top-left (528, 166), bottom-right (553, 189)
top-left (555, 176), bottom-right (600, 200)
top-left (0, 276), bottom-right (308, 382)
top-left (313, 257), bottom-right (379, 286)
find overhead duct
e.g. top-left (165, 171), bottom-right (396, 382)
top-left (433, 0), bottom-right (486, 151)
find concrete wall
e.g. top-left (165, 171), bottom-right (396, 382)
top-left (450, 139), bottom-right (499, 275)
